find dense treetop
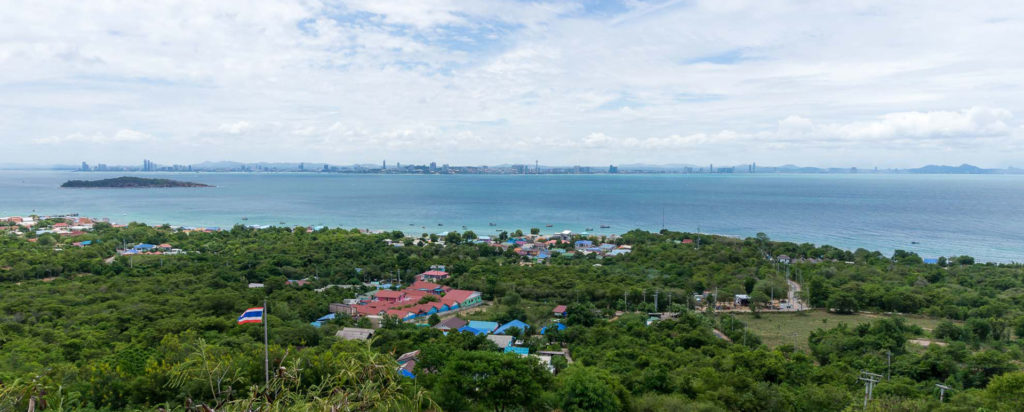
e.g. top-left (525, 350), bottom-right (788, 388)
top-left (1, 224), bottom-right (1022, 411)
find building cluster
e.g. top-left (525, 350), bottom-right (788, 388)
top-left (322, 269), bottom-right (483, 322)
top-left (1, 215), bottom-right (101, 238)
top-left (482, 231), bottom-right (632, 261)
top-left (335, 304), bottom-right (571, 377)
top-left (118, 243), bottom-right (185, 255)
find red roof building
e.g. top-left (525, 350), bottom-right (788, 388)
top-left (376, 290), bottom-right (406, 303)
top-left (552, 305), bottom-right (568, 317)
top-left (417, 270), bottom-right (449, 281)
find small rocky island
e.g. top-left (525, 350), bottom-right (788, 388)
top-left (61, 176), bottom-right (212, 188)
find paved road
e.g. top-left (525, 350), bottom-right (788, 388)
top-left (784, 279), bottom-right (806, 311)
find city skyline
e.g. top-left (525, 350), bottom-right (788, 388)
top-left (3, 1), bottom-right (1024, 167)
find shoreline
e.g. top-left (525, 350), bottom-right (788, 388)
top-left (5, 211), bottom-right (1020, 265)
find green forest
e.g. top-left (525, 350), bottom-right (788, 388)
top-left (2, 223), bottom-right (1024, 411)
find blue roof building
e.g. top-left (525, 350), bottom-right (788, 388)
top-left (310, 313), bottom-right (336, 328)
top-left (540, 323), bottom-right (567, 335)
top-left (467, 320), bottom-right (499, 334)
top-left (575, 240), bottom-right (593, 248)
top-left (494, 320), bottom-right (530, 335)
top-left (923, 258), bottom-right (939, 264)
top-left (506, 346), bottom-right (530, 355)
top-left (457, 326), bottom-right (488, 335)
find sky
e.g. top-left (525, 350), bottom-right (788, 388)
top-left (2, 0), bottom-right (1024, 168)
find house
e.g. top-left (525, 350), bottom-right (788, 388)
top-left (398, 350), bottom-right (420, 365)
top-left (310, 313), bottom-right (336, 328)
top-left (336, 327), bottom-right (375, 341)
top-left (777, 255), bottom-right (791, 264)
top-left (467, 320), bottom-right (499, 334)
top-left (434, 316), bottom-right (468, 331)
top-left (540, 323), bottom-right (566, 335)
top-left (574, 240), bottom-right (593, 249)
top-left (486, 334), bottom-right (514, 350)
top-left (329, 303), bottom-right (359, 316)
top-left (442, 289), bottom-right (483, 307)
top-left (494, 320), bottom-right (530, 335)
top-left (734, 294), bottom-right (751, 306)
top-left (376, 290), bottom-right (406, 303)
top-left (457, 325), bottom-right (488, 335)
top-left (552, 305), bottom-right (568, 317)
top-left (286, 279), bottom-right (310, 287)
top-left (418, 270), bottom-right (449, 281)
top-left (248, 283), bottom-right (265, 288)
top-left (682, 239), bottom-right (694, 244)
top-left (506, 346), bottom-right (530, 355)
top-left (409, 280), bottom-right (447, 295)
top-left (397, 350), bottom-right (419, 378)
top-left (386, 309), bottom-right (417, 321)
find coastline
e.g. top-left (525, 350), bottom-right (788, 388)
top-left (2, 171), bottom-right (1023, 263)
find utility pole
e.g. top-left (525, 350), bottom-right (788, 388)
top-left (624, 290), bottom-right (628, 312)
top-left (887, 351), bottom-right (892, 380)
top-left (654, 290), bottom-right (659, 313)
top-left (936, 384), bottom-right (951, 402)
top-left (264, 298), bottom-right (270, 387)
top-left (859, 371), bottom-right (882, 408)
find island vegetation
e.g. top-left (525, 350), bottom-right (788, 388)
top-left (1, 224), bottom-right (1023, 411)
top-left (60, 176), bottom-right (211, 188)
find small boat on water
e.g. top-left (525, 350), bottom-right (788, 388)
top-left (545, 224), bottom-right (553, 227)
top-left (911, 241), bottom-right (920, 244)
top-left (241, 217), bottom-right (248, 221)
top-left (489, 222), bottom-right (497, 226)
top-left (585, 228), bottom-right (594, 231)
top-left (600, 224), bottom-right (610, 228)
top-left (438, 223), bottom-right (443, 226)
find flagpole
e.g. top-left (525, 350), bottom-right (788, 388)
top-left (263, 298), bottom-right (269, 387)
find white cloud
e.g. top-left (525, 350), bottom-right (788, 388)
top-left (217, 121), bottom-right (253, 135)
top-left (33, 129), bottom-right (155, 145)
top-left (4, 1), bottom-right (1024, 167)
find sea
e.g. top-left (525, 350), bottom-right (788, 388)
top-left (1, 170), bottom-right (1022, 263)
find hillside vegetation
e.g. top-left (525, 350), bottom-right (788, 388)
top-left (1, 224), bottom-right (1023, 411)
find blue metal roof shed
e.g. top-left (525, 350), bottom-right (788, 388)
top-left (494, 320), bottom-right (530, 335)
top-left (467, 320), bottom-right (499, 333)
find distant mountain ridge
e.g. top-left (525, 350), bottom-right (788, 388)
top-left (906, 164), bottom-right (994, 174)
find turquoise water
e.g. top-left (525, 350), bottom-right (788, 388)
top-left (1, 171), bottom-right (1022, 263)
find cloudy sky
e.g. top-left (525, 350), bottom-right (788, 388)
top-left (2, 0), bottom-right (1024, 168)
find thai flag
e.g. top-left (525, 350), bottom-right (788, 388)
top-left (237, 307), bottom-right (264, 324)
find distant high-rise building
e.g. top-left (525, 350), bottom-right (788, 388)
top-left (81, 161), bottom-right (90, 171)
top-left (429, 162), bottom-right (437, 172)
top-left (609, 165), bottom-right (618, 174)
top-left (383, 160), bottom-right (386, 169)
top-left (323, 164), bottom-right (329, 172)
top-left (299, 162), bottom-right (304, 171)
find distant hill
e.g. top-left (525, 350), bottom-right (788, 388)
top-left (61, 176), bottom-right (212, 188)
top-left (906, 164), bottom-right (994, 174)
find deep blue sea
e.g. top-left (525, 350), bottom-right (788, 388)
top-left (1, 171), bottom-right (1022, 263)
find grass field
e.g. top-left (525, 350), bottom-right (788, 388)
top-left (732, 309), bottom-right (950, 351)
